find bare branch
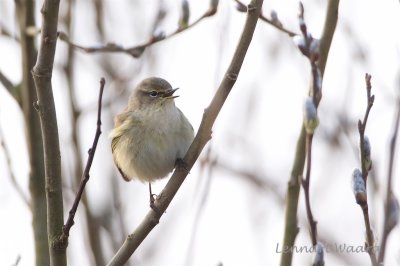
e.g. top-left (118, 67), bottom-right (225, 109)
top-left (295, 2), bottom-right (321, 248)
top-left (0, 71), bottom-right (22, 107)
top-left (106, 0), bottom-right (264, 264)
top-left (358, 74), bottom-right (374, 180)
top-left (0, 126), bottom-right (31, 209)
top-left (58, 2), bottom-right (219, 58)
top-left (317, 0), bottom-right (340, 76)
top-left (0, 71), bottom-right (17, 98)
top-left (280, 1), bottom-right (339, 264)
top-left (31, 0), bottom-right (65, 264)
top-left (200, 156), bottom-right (284, 204)
top-left (233, 0), bottom-right (298, 37)
top-left (0, 22), bottom-right (20, 42)
top-left (354, 73), bottom-right (377, 266)
top-left (378, 96), bottom-right (400, 263)
top-left (61, 78), bottom-right (105, 241)
top-left (16, 0), bottom-right (49, 263)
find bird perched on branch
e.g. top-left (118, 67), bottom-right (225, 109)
top-left (109, 77), bottom-right (194, 208)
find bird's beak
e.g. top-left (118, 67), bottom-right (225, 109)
top-left (163, 88), bottom-right (179, 99)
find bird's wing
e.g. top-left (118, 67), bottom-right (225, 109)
top-left (110, 110), bottom-right (133, 182)
top-left (111, 135), bottom-right (131, 182)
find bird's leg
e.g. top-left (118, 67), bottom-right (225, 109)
top-left (149, 183), bottom-right (157, 209)
top-left (149, 183), bottom-right (163, 215)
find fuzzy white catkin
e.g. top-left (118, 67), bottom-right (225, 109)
top-left (352, 168), bottom-right (365, 194)
top-left (303, 97), bottom-right (319, 134)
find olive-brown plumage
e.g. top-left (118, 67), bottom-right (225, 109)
top-left (109, 77), bottom-right (194, 183)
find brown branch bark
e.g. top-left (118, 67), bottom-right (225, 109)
top-left (280, 1), bottom-right (339, 265)
top-left (58, 1), bottom-right (218, 58)
top-left (0, 126), bottom-right (31, 208)
top-left (106, 0), bottom-right (264, 264)
top-left (378, 99), bottom-right (400, 263)
top-left (233, 0), bottom-right (297, 37)
top-left (0, 71), bottom-right (21, 105)
top-left (356, 74), bottom-right (377, 266)
top-left (15, 0), bottom-right (50, 265)
top-left (31, 0), bottom-right (65, 265)
top-left (60, 1), bottom-right (106, 264)
top-left (61, 78), bottom-right (105, 241)
top-left (301, 134), bottom-right (318, 246)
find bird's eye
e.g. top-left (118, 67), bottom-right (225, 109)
top-left (149, 91), bottom-right (158, 97)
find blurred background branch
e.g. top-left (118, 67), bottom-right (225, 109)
top-left (233, 0), bottom-right (297, 37)
top-left (0, 126), bottom-right (31, 209)
top-left (58, 0), bottom-right (219, 58)
top-left (378, 93), bottom-right (400, 263)
top-left (14, 0), bottom-right (49, 265)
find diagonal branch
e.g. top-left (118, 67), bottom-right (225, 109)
top-left (0, 71), bottom-right (18, 100)
top-left (61, 78), bottom-right (105, 242)
top-left (0, 126), bottom-right (31, 209)
top-left (233, 0), bottom-right (298, 37)
top-left (106, 1), bottom-right (264, 265)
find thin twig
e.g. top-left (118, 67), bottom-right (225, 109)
top-left (355, 73), bottom-right (377, 266)
top-left (58, 2), bottom-right (218, 58)
top-left (0, 71), bottom-right (21, 107)
top-left (0, 126), bottom-right (31, 209)
top-left (0, 71), bottom-right (16, 97)
top-left (185, 147), bottom-right (215, 266)
top-left (11, 255), bottom-right (22, 266)
top-left (233, 0), bottom-right (298, 37)
top-left (358, 74), bottom-right (374, 181)
top-left (200, 156), bottom-right (284, 204)
top-left (378, 97), bottom-right (400, 263)
top-left (61, 78), bottom-right (105, 242)
top-left (106, 0), bottom-right (264, 264)
top-left (0, 22), bottom-right (20, 42)
top-left (61, 1), bottom-right (106, 263)
top-left (294, 2), bottom-right (321, 248)
top-left (301, 134), bottom-right (317, 246)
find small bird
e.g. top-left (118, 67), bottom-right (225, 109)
top-left (109, 77), bottom-right (194, 207)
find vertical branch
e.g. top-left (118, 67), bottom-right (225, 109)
top-left (378, 99), bottom-right (400, 263)
top-left (61, 0), bottom-right (105, 264)
top-left (354, 74), bottom-right (377, 266)
top-left (280, 1), bottom-right (339, 265)
top-left (317, 0), bottom-right (340, 77)
top-left (107, 0), bottom-right (263, 264)
top-left (31, 0), bottom-right (65, 265)
top-left (301, 135), bottom-right (317, 246)
top-left (15, 0), bottom-right (50, 265)
top-left (358, 74), bottom-right (374, 181)
top-left (296, 1), bottom-right (321, 251)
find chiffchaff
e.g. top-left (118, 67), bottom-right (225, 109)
top-left (109, 77), bottom-right (194, 204)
